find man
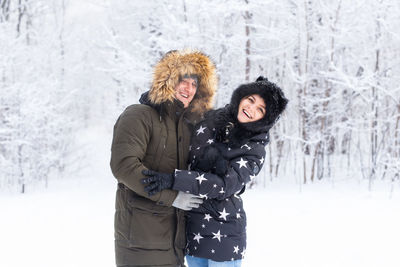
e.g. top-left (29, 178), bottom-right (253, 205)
top-left (110, 50), bottom-right (218, 267)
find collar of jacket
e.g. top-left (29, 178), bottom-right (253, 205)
top-left (139, 91), bottom-right (200, 125)
top-left (205, 106), bottom-right (270, 147)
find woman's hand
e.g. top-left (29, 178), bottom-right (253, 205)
top-left (141, 170), bottom-right (174, 196)
top-left (192, 145), bottom-right (229, 176)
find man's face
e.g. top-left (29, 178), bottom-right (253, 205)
top-left (174, 78), bottom-right (197, 108)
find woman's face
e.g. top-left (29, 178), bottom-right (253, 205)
top-left (237, 94), bottom-right (266, 123)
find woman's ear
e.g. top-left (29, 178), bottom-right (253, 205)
top-left (256, 76), bottom-right (267, 82)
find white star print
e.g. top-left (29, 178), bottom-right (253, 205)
top-left (204, 214), bottom-right (212, 222)
top-left (206, 139), bottom-right (214, 144)
top-left (195, 174), bottom-right (207, 184)
top-left (260, 156), bottom-right (264, 164)
top-left (250, 174), bottom-right (256, 180)
top-left (241, 144), bottom-right (251, 150)
top-left (236, 213), bottom-right (241, 219)
top-left (213, 184), bottom-right (217, 188)
top-left (196, 125), bottom-right (206, 135)
top-left (211, 249), bottom-right (215, 253)
top-left (202, 224), bottom-right (206, 228)
top-left (219, 187), bottom-right (225, 194)
top-left (233, 246), bottom-right (239, 254)
top-left (212, 230), bottom-right (222, 242)
top-left (218, 208), bottom-right (230, 221)
top-left (193, 232), bottom-right (203, 244)
top-left (241, 248), bottom-right (246, 258)
top-left (199, 193), bottom-right (208, 200)
top-left (236, 158), bottom-right (248, 168)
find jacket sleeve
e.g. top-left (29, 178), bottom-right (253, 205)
top-left (173, 142), bottom-right (266, 200)
top-left (110, 106), bottom-right (177, 206)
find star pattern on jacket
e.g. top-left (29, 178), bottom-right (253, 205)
top-left (172, 116), bottom-right (269, 262)
top-left (212, 230), bottom-right (223, 242)
top-left (199, 193), bottom-right (208, 200)
top-left (218, 208), bottom-right (230, 221)
top-left (193, 232), bottom-right (204, 244)
top-left (196, 125), bottom-right (206, 135)
top-left (240, 144), bottom-right (251, 150)
top-left (236, 158), bottom-right (248, 168)
top-left (195, 173), bottom-right (207, 184)
top-left (204, 214), bottom-right (212, 222)
top-left (241, 248), bottom-right (246, 258)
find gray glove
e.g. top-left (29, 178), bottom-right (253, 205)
top-left (172, 191), bottom-right (203, 211)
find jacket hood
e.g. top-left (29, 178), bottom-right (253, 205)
top-left (228, 76), bottom-right (288, 133)
top-left (205, 76), bottom-right (288, 147)
top-left (148, 49), bottom-right (218, 115)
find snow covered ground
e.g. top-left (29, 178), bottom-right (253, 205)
top-left (1, 128), bottom-right (399, 267)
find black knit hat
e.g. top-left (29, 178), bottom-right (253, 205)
top-left (228, 76), bottom-right (288, 134)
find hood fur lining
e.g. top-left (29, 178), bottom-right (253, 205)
top-left (149, 49), bottom-right (218, 115)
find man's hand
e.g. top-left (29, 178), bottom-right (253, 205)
top-left (172, 191), bottom-right (203, 211)
top-left (141, 170), bottom-right (174, 196)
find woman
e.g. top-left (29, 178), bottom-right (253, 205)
top-left (142, 76), bottom-right (288, 266)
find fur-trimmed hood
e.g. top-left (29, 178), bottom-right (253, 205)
top-left (206, 76), bottom-right (288, 147)
top-left (148, 49), bottom-right (218, 115)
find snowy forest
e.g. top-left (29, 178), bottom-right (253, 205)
top-left (1, 0), bottom-right (400, 193)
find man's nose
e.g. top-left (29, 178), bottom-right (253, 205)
top-left (188, 84), bottom-right (196, 92)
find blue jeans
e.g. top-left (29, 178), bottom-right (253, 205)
top-left (186, 255), bottom-right (242, 267)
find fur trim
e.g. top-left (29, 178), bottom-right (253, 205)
top-left (149, 49), bottom-right (218, 115)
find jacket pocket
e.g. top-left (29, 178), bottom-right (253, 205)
top-left (127, 195), bottom-right (175, 250)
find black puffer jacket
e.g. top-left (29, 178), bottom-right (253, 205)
top-left (172, 77), bottom-right (288, 262)
top-left (173, 110), bottom-right (268, 261)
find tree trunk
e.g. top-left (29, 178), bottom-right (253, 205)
top-left (243, 0), bottom-right (251, 81)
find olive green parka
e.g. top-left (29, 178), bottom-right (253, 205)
top-left (110, 50), bottom-right (217, 266)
